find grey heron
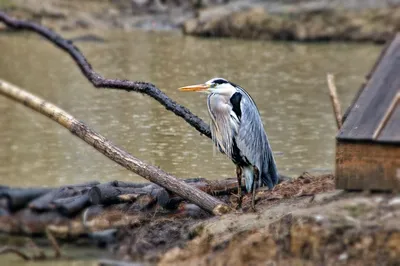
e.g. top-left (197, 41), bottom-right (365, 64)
top-left (179, 78), bottom-right (279, 210)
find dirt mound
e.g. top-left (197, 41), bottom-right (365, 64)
top-left (116, 218), bottom-right (197, 262)
top-left (158, 175), bottom-right (400, 265)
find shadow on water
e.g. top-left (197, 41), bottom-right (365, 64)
top-left (0, 30), bottom-right (381, 187)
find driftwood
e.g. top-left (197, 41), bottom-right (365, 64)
top-left (89, 186), bottom-right (144, 205)
top-left (0, 11), bottom-right (211, 139)
top-left (28, 181), bottom-right (98, 212)
top-left (0, 173), bottom-right (302, 240)
top-left (54, 194), bottom-right (90, 216)
top-left (0, 188), bottom-right (53, 211)
top-left (0, 177), bottom-right (245, 236)
top-left (0, 181), bottom-right (99, 212)
top-left (0, 79), bottom-right (229, 215)
top-left (89, 178), bottom-right (244, 209)
top-left (0, 178), bottom-right (241, 224)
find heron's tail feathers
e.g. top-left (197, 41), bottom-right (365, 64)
top-left (243, 166), bottom-right (254, 193)
top-left (260, 151), bottom-right (279, 189)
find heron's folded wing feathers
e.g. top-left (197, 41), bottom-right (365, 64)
top-left (235, 95), bottom-right (277, 188)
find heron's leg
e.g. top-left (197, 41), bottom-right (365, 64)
top-left (251, 167), bottom-right (259, 211)
top-left (236, 165), bottom-right (242, 209)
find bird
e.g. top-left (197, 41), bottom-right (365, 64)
top-left (178, 78), bottom-right (279, 210)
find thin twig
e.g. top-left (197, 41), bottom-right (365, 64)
top-left (26, 238), bottom-right (46, 259)
top-left (0, 246), bottom-right (32, 261)
top-left (45, 228), bottom-right (62, 258)
top-left (0, 11), bottom-right (211, 138)
top-left (326, 73), bottom-right (343, 129)
top-left (373, 92), bottom-right (399, 139)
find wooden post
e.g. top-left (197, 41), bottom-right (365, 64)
top-left (0, 79), bottom-right (230, 215)
top-left (326, 74), bottom-right (342, 130)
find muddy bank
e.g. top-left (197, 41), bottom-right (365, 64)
top-left (160, 195), bottom-right (400, 265)
top-left (116, 174), bottom-right (400, 265)
top-left (184, 5), bottom-right (400, 43)
top-left (2, 0), bottom-right (400, 42)
top-left (159, 186), bottom-right (400, 265)
top-left (0, 0), bottom-right (204, 31)
top-left (1, 174), bottom-right (399, 265)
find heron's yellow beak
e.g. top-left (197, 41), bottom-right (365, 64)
top-left (178, 84), bottom-right (209, 92)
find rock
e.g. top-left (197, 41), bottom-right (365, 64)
top-left (388, 197), bottom-right (400, 207)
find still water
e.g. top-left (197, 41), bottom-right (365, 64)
top-left (0, 31), bottom-right (380, 187)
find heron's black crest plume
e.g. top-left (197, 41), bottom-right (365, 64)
top-left (211, 78), bottom-right (229, 84)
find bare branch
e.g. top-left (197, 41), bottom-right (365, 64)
top-left (0, 11), bottom-right (211, 138)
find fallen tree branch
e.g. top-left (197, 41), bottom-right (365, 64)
top-left (0, 79), bottom-right (229, 215)
top-left (326, 73), bottom-right (343, 129)
top-left (0, 246), bottom-right (31, 261)
top-left (0, 11), bottom-right (211, 138)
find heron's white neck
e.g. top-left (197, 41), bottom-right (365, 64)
top-left (209, 83), bottom-right (237, 97)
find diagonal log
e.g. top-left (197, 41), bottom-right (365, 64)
top-left (0, 11), bottom-right (211, 138)
top-left (0, 79), bottom-right (230, 215)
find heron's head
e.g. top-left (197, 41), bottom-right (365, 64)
top-left (178, 78), bottom-right (236, 96)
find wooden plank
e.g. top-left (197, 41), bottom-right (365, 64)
top-left (342, 35), bottom-right (395, 123)
top-left (378, 102), bottom-right (400, 141)
top-left (336, 142), bottom-right (400, 191)
top-left (337, 33), bottom-right (400, 143)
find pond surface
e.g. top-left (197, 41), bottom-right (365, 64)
top-left (0, 30), bottom-right (380, 187)
top-left (0, 239), bottom-right (107, 266)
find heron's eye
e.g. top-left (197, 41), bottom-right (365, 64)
top-left (211, 83), bottom-right (216, 88)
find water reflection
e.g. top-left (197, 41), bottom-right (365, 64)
top-left (0, 31), bottom-right (380, 186)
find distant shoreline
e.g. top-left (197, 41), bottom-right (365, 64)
top-left (1, 0), bottom-right (399, 43)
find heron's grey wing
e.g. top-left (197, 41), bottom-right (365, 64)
top-left (235, 95), bottom-right (278, 189)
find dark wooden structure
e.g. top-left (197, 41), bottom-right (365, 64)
top-left (336, 34), bottom-right (400, 191)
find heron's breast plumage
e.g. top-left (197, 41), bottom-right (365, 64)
top-left (207, 92), bottom-right (249, 166)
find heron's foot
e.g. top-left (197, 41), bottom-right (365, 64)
top-left (251, 177), bottom-right (257, 212)
top-left (237, 194), bottom-right (243, 210)
top-left (231, 191), bottom-right (243, 209)
top-left (235, 166), bottom-right (243, 210)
